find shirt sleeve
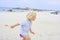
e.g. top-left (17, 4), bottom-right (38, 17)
top-left (20, 20), bottom-right (26, 26)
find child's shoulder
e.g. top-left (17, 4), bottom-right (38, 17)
top-left (21, 19), bottom-right (27, 22)
top-left (20, 20), bottom-right (27, 24)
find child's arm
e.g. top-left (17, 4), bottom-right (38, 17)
top-left (30, 28), bottom-right (35, 35)
top-left (11, 23), bottom-right (20, 28)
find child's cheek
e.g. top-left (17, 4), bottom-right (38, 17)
top-left (32, 18), bottom-right (35, 21)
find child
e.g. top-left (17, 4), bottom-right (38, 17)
top-left (11, 11), bottom-right (37, 40)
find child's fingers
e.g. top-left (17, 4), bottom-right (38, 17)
top-left (11, 26), bottom-right (14, 28)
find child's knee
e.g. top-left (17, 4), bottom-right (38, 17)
top-left (25, 37), bottom-right (31, 40)
top-left (28, 37), bottom-right (31, 40)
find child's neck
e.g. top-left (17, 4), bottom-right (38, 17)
top-left (28, 19), bottom-right (32, 22)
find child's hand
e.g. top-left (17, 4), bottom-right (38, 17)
top-left (31, 32), bottom-right (35, 35)
top-left (11, 26), bottom-right (15, 28)
top-left (10, 23), bottom-right (19, 28)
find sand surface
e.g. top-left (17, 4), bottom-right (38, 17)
top-left (0, 11), bottom-right (60, 40)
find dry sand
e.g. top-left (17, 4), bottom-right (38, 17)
top-left (0, 11), bottom-right (60, 40)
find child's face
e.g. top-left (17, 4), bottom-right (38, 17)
top-left (31, 16), bottom-right (36, 21)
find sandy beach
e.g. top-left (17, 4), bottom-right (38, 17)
top-left (0, 11), bottom-right (60, 40)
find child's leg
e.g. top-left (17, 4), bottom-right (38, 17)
top-left (22, 38), bottom-right (24, 40)
top-left (23, 35), bottom-right (31, 40)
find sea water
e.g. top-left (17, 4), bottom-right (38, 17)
top-left (0, 7), bottom-right (30, 12)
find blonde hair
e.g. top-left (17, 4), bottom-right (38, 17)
top-left (26, 11), bottom-right (37, 20)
